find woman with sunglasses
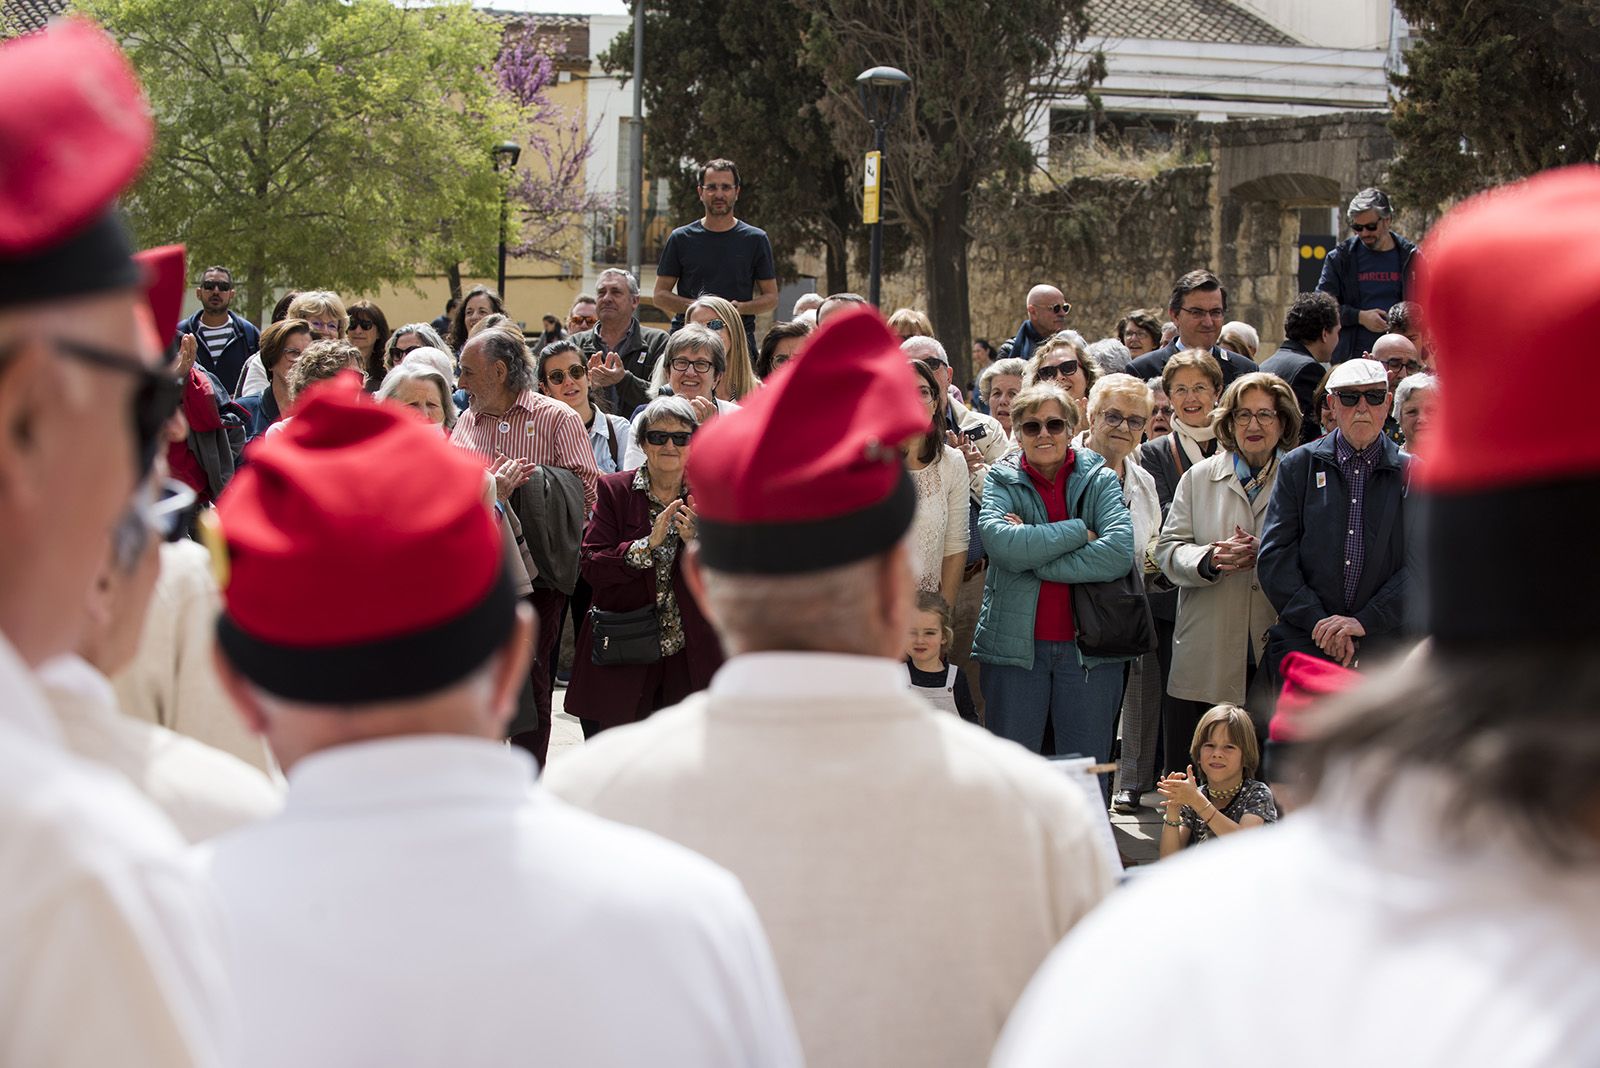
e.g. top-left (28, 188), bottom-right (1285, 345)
top-left (1075, 374), bottom-right (1164, 813)
top-left (686, 295), bottom-right (759, 401)
top-left (343, 300), bottom-right (390, 391)
top-left (973, 383), bottom-right (1136, 769)
top-left (905, 361), bottom-right (970, 606)
top-left (566, 396), bottom-right (723, 739)
top-left (1023, 331), bottom-right (1100, 420)
top-left (538, 339), bottom-right (632, 476)
top-left (1155, 372), bottom-right (1300, 772)
top-left (381, 322), bottom-right (451, 373)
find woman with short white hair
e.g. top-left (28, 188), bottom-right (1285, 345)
top-left (377, 362), bottom-right (457, 432)
top-left (1394, 372), bottom-right (1437, 452)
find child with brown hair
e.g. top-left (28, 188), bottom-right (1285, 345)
top-left (905, 591), bottom-right (976, 723)
top-left (1155, 703), bottom-right (1278, 857)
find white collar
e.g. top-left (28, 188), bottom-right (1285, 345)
top-left (0, 629), bottom-right (63, 744)
top-left (710, 651), bottom-right (909, 701)
top-left (36, 653), bottom-right (118, 715)
top-left (588, 409), bottom-right (614, 442)
top-left (284, 734), bottom-right (538, 814)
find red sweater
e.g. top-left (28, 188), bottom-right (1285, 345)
top-left (1021, 453), bottom-right (1077, 642)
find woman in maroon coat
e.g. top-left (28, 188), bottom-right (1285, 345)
top-left (566, 396), bottom-right (724, 737)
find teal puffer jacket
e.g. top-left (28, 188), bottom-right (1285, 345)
top-left (972, 450), bottom-right (1136, 671)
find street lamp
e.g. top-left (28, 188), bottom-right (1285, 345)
top-left (492, 140), bottom-right (522, 298)
top-left (856, 65), bottom-right (910, 308)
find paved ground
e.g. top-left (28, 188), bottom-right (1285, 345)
top-left (548, 688), bottom-right (1164, 869)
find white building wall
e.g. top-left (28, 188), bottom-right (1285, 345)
top-left (1233, 0), bottom-right (1392, 51)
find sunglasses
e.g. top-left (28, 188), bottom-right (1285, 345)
top-left (348, 318), bottom-right (377, 331)
top-left (1035, 301), bottom-right (1071, 315)
top-left (1034, 360), bottom-right (1077, 381)
top-left (1384, 358), bottom-right (1422, 373)
top-left (1350, 221), bottom-right (1382, 233)
top-left (1099, 410), bottom-right (1146, 431)
top-left (52, 337), bottom-right (184, 477)
top-left (1017, 417), bottom-right (1068, 438)
top-left (570, 315), bottom-right (598, 328)
top-left (643, 429), bottom-right (693, 447)
top-left (546, 364), bottom-right (587, 385)
top-left (1333, 388), bottom-right (1388, 407)
top-left (394, 343), bottom-right (420, 358)
top-left (702, 318), bottom-right (727, 332)
top-left (199, 280), bottom-right (233, 291)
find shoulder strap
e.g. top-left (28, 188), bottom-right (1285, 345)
top-left (1167, 430), bottom-right (1183, 470)
top-left (944, 664), bottom-right (958, 690)
top-left (606, 418), bottom-right (620, 467)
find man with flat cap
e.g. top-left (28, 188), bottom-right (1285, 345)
top-left (199, 377), bottom-right (800, 1068)
top-left (992, 164), bottom-right (1600, 1067)
top-left (0, 20), bottom-right (230, 1066)
top-left (546, 306), bottom-right (1115, 1068)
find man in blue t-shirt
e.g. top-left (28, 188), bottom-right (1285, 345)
top-left (652, 158), bottom-right (777, 354)
top-left (1315, 188), bottom-right (1419, 364)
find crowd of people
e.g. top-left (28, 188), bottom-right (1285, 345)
top-left (5, 19), bottom-right (1598, 1068)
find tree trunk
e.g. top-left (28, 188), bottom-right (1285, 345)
top-left (924, 181), bottom-right (973, 390)
top-left (246, 240), bottom-right (267, 329)
top-left (824, 233), bottom-right (848, 297)
top-left (446, 262), bottom-right (463, 303)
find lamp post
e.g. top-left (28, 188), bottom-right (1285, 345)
top-left (626, 0), bottom-right (645, 280)
top-left (856, 65), bottom-right (910, 308)
top-left (492, 141), bottom-right (522, 297)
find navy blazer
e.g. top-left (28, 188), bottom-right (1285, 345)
top-left (1258, 431), bottom-right (1412, 642)
top-left (1127, 341), bottom-right (1258, 388)
top-left (1258, 338), bottom-right (1328, 446)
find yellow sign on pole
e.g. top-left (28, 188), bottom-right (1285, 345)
top-left (862, 150), bottom-right (882, 225)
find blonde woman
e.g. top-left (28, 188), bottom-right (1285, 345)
top-left (888, 306), bottom-right (933, 340)
top-left (686, 295), bottom-right (759, 401)
top-left (236, 290), bottom-right (347, 396)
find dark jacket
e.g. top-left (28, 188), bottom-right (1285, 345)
top-left (507, 464), bottom-right (586, 595)
top-left (1008, 319), bottom-right (1048, 365)
top-left (566, 471), bottom-right (724, 727)
top-left (1258, 431), bottom-right (1412, 655)
top-left (1258, 338), bottom-right (1328, 446)
top-left (1316, 232), bottom-right (1420, 364)
top-left (571, 318), bottom-right (670, 417)
top-left (176, 310), bottom-right (260, 396)
top-left (1137, 431), bottom-right (1218, 622)
top-left (1127, 342), bottom-right (1258, 388)
top-left (232, 388), bottom-right (283, 442)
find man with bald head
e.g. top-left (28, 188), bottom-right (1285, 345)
top-left (1008, 284), bottom-right (1072, 363)
top-left (1370, 333), bottom-right (1421, 444)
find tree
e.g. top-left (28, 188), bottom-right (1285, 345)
top-left (80, 0), bottom-right (519, 323)
top-left (600, 0), bottom-right (862, 295)
top-left (1389, 0), bottom-right (1600, 211)
top-left (803, 0), bottom-right (1102, 382)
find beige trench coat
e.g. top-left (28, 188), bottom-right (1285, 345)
top-left (1155, 451), bottom-right (1280, 704)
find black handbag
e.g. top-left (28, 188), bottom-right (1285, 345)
top-left (1072, 565), bottom-right (1157, 658)
top-left (588, 603), bottom-right (661, 666)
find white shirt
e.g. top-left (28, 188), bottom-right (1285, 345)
top-left (547, 651), bottom-right (1115, 1068)
top-left (993, 770), bottom-right (1600, 1067)
top-left (0, 631), bottom-right (233, 1067)
top-left (201, 734), bottom-right (801, 1068)
top-left (40, 654), bottom-right (283, 843)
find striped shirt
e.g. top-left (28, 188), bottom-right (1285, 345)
top-left (197, 319), bottom-right (235, 364)
top-left (450, 389), bottom-right (599, 511)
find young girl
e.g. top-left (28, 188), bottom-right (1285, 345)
top-left (906, 592), bottom-right (977, 723)
top-left (1156, 703), bottom-right (1279, 857)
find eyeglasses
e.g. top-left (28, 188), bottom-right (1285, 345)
top-left (348, 318), bottom-right (376, 331)
top-left (1038, 302), bottom-right (1071, 315)
top-left (1017, 417), bottom-right (1068, 438)
top-left (1350, 221), bottom-right (1382, 233)
top-left (1384, 357), bottom-right (1422, 373)
top-left (670, 357), bottom-right (715, 374)
top-left (1333, 388), bottom-right (1388, 407)
top-left (643, 429), bottom-right (693, 447)
top-left (702, 318), bottom-right (727, 332)
top-left (199, 280), bottom-right (233, 292)
top-left (1034, 360), bottom-right (1077, 381)
top-left (112, 478), bottom-right (198, 571)
top-left (917, 356), bottom-right (948, 371)
top-left (308, 320), bottom-right (340, 333)
top-left (700, 183), bottom-right (736, 193)
top-left (545, 364), bottom-right (587, 385)
top-left (1099, 410), bottom-right (1147, 431)
top-left (393, 343), bottom-right (420, 358)
top-left (281, 346), bottom-right (307, 362)
top-left (569, 315), bottom-right (598, 329)
top-left (1232, 408), bottom-right (1280, 426)
top-left (1169, 383), bottom-right (1215, 398)
top-left (1151, 404), bottom-right (1175, 418)
top-left (1179, 306), bottom-right (1226, 319)
top-left (50, 337), bottom-right (184, 477)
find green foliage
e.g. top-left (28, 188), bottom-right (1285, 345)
top-left (1390, 0), bottom-right (1600, 210)
top-left (77, 0), bottom-right (517, 321)
top-left (600, 0), bottom-right (872, 292)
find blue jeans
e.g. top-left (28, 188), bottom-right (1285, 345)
top-left (982, 640), bottom-right (1125, 769)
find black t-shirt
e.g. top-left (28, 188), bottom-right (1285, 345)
top-left (657, 219), bottom-right (775, 333)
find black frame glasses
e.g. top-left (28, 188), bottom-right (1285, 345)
top-left (1349, 221), bottom-right (1381, 233)
top-left (642, 429), bottom-right (693, 447)
top-left (669, 357), bottom-right (715, 374)
top-left (52, 337), bottom-right (183, 476)
top-left (1333, 388), bottom-right (1388, 407)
